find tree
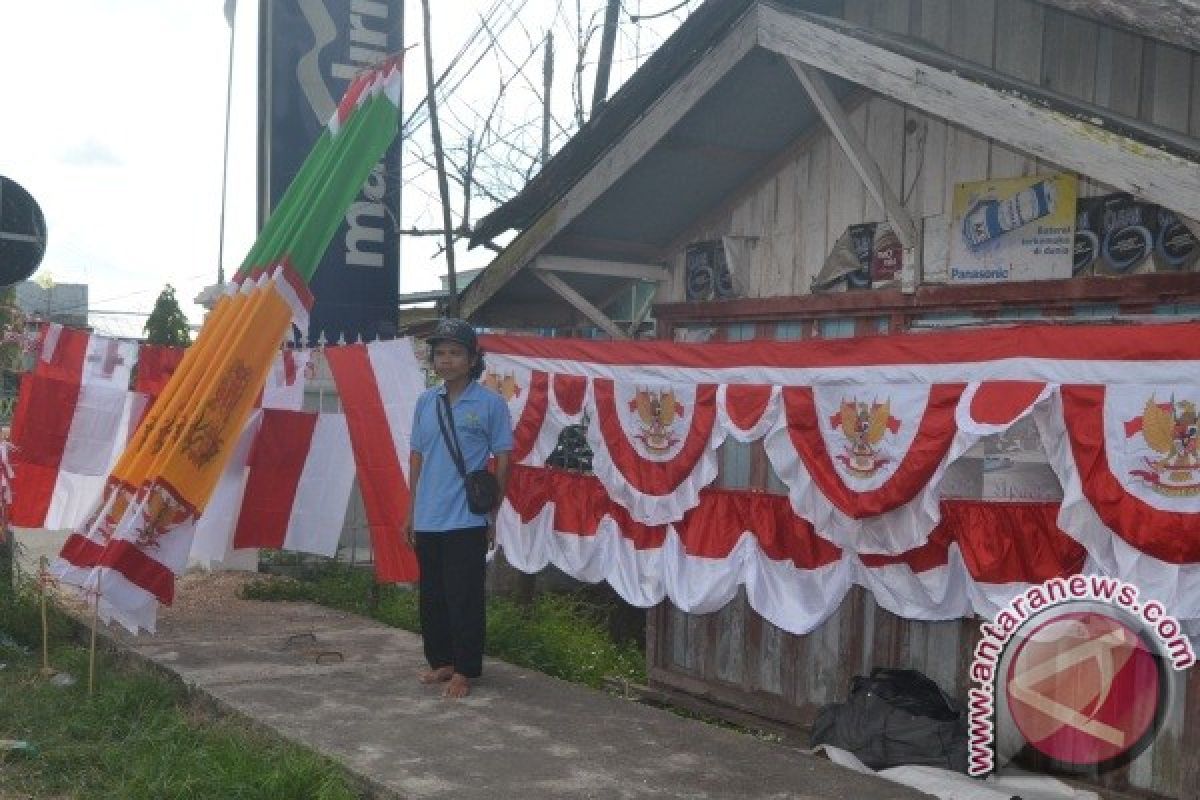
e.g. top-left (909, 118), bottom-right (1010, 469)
top-left (143, 285), bottom-right (192, 347)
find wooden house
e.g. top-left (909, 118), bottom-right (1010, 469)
top-left (462, 2), bottom-right (1200, 796)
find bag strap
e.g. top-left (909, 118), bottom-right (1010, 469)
top-left (436, 393), bottom-right (468, 479)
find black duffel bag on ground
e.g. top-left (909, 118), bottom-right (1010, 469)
top-left (810, 667), bottom-right (968, 772)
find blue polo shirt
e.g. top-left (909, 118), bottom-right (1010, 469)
top-left (410, 381), bottom-right (514, 532)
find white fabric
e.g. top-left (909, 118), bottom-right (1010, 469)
top-left (44, 387), bottom-right (143, 530)
top-left (1102, 384), bottom-right (1200, 511)
top-left (812, 746), bottom-right (1099, 800)
top-left (481, 353), bottom-right (1200, 388)
top-left (281, 413), bottom-right (355, 556)
top-left (365, 338), bottom-right (423, 482)
top-left (716, 384), bottom-right (782, 442)
top-left (497, 499), bottom-right (853, 636)
top-left (189, 410), bottom-right (262, 567)
top-left (1035, 391), bottom-right (1200, 620)
top-left (52, 487), bottom-right (198, 634)
top-left (765, 421), bottom-right (977, 555)
top-left (81, 334), bottom-right (137, 389)
top-left (262, 349), bottom-right (310, 410)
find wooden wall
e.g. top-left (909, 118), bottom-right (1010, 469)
top-left (666, 0), bottom-right (1200, 301)
top-left (650, 4), bottom-right (1200, 797)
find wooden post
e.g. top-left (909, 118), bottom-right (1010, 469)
top-left (38, 556), bottom-right (52, 676)
top-left (591, 0), bottom-right (620, 112)
top-left (420, 0), bottom-right (459, 316)
top-left (87, 582), bottom-right (100, 695)
top-left (0, 526), bottom-right (12, 599)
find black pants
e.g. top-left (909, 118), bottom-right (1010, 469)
top-left (415, 527), bottom-right (487, 679)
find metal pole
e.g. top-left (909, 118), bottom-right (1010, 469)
top-left (217, 2), bottom-right (238, 285)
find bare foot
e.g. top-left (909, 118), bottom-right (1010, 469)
top-left (419, 666), bottom-right (454, 684)
top-left (443, 673), bottom-right (471, 699)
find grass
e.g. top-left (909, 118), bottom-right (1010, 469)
top-left (0, 582), bottom-right (362, 800)
top-left (241, 564), bottom-right (647, 688)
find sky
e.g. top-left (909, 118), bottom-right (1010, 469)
top-left (0, 0), bottom-right (693, 329)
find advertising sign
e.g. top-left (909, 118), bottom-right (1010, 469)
top-left (260, 0), bottom-right (403, 343)
top-left (948, 173), bottom-right (1077, 285)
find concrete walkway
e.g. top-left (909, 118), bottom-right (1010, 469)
top-left (93, 576), bottom-right (929, 800)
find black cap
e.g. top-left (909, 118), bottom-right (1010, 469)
top-left (426, 317), bottom-right (478, 352)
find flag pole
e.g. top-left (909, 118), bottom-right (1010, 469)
top-left (217, 0), bottom-right (238, 285)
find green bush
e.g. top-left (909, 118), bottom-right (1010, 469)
top-left (242, 566), bottom-right (645, 688)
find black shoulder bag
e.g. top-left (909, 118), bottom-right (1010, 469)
top-left (436, 394), bottom-right (501, 515)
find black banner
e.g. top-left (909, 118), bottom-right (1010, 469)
top-left (260, 0), bottom-right (403, 343)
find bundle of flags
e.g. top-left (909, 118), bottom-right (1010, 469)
top-left (18, 55), bottom-right (411, 632)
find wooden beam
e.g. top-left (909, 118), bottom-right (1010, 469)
top-left (535, 255), bottom-right (667, 283)
top-left (531, 268), bottom-right (630, 339)
top-left (628, 284), bottom-right (658, 337)
top-left (758, 5), bottom-right (1200, 220)
top-left (1039, 0), bottom-right (1200, 54)
top-left (654, 272), bottom-right (1200, 325)
top-left (550, 234), bottom-right (665, 262)
top-left (459, 7), bottom-right (759, 320)
top-left (786, 60), bottom-right (918, 251)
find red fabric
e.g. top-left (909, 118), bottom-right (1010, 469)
top-left (233, 409), bottom-right (319, 549)
top-left (59, 528), bottom-right (179, 605)
top-left (325, 344), bottom-right (417, 582)
top-left (507, 465), bottom-right (842, 566)
top-left (481, 322), bottom-right (1200, 370)
top-left (968, 381), bottom-right (1047, 425)
top-left (35, 325), bottom-right (89, 383)
top-left (510, 466), bottom-right (1084, 584)
top-left (673, 488), bottom-right (842, 568)
top-left (944, 500), bottom-right (1086, 583)
top-left (510, 371), bottom-right (549, 463)
top-left (9, 373), bottom-right (80, 526)
top-left (553, 374), bottom-right (587, 416)
top-left (134, 344), bottom-right (186, 402)
top-left (1061, 385), bottom-right (1200, 564)
top-left (593, 380), bottom-right (718, 495)
top-left (507, 464), bottom-right (666, 549)
top-left (98, 539), bottom-right (178, 604)
top-left (859, 500), bottom-right (1086, 583)
top-left (724, 385), bottom-right (773, 431)
top-left (782, 384), bottom-right (964, 519)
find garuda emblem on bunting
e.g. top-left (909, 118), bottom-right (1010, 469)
top-left (1126, 395), bottom-right (1200, 497)
top-left (829, 398), bottom-right (900, 478)
top-left (483, 370), bottom-right (523, 402)
top-left (630, 388), bottom-right (684, 453)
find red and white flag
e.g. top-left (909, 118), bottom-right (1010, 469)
top-left (326, 338), bottom-right (423, 583)
top-left (232, 409), bottom-right (355, 556)
top-left (10, 326), bottom-right (142, 528)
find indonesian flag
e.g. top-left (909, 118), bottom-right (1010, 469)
top-left (232, 409), bottom-right (355, 556)
top-left (326, 337), bottom-right (422, 583)
top-left (10, 327), bottom-right (141, 528)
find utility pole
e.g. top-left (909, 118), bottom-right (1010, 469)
top-left (591, 0), bottom-right (620, 112)
top-left (421, 0), bottom-right (460, 317)
top-left (541, 32), bottom-right (554, 166)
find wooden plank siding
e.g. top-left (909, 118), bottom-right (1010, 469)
top-left (647, 5), bottom-right (1200, 797)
